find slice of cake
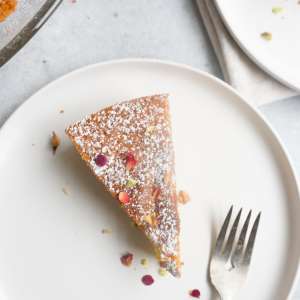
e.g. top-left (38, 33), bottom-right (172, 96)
top-left (66, 94), bottom-right (181, 276)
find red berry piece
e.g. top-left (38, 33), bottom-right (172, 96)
top-left (125, 153), bottom-right (137, 170)
top-left (119, 192), bottom-right (130, 204)
top-left (120, 253), bottom-right (133, 266)
top-left (141, 275), bottom-right (154, 286)
top-left (190, 289), bottom-right (201, 298)
top-left (95, 154), bottom-right (107, 167)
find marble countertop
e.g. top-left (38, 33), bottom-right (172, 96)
top-left (0, 0), bottom-right (299, 298)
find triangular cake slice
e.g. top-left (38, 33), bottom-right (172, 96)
top-left (66, 94), bottom-right (181, 276)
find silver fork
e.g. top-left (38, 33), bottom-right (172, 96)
top-left (210, 206), bottom-right (261, 300)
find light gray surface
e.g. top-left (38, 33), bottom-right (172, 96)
top-left (0, 0), bottom-right (299, 298)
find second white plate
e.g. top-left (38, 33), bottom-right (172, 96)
top-left (215, 0), bottom-right (300, 91)
top-left (0, 59), bottom-right (299, 299)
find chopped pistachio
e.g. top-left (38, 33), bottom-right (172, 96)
top-left (261, 32), bottom-right (272, 41)
top-left (158, 268), bottom-right (167, 277)
top-left (272, 7), bottom-right (283, 14)
top-left (164, 171), bottom-right (172, 184)
top-left (126, 178), bottom-right (137, 188)
top-left (140, 258), bottom-right (148, 267)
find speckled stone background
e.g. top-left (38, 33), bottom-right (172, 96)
top-left (0, 0), bottom-right (300, 298)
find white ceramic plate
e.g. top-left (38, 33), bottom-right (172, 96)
top-left (0, 59), bottom-right (299, 300)
top-left (214, 0), bottom-right (300, 91)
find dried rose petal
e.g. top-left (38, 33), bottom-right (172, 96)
top-left (125, 153), bottom-right (137, 170)
top-left (141, 274), bottom-right (154, 286)
top-left (95, 154), bottom-right (107, 167)
top-left (159, 261), bottom-right (167, 268)
top-left (158, 268), bottom-right (167, 277)
top-left (120, 253), bottom-right (133, 266)
top-left (190, 289), bottom-right (201, 298)
top-left (119, 192), bottom-right (130, 204)
top-left (272, 6), bottom-right (283, 14)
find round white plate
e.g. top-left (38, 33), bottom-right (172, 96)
top-left (214, 0), bottom-right (300, 91)
top-left (0, 59), bottom-right (299, 300)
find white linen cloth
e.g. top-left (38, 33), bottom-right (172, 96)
top-left (196, 0), bottom-right (297, 106)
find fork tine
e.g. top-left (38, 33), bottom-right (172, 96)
top-left (231, 210), bottom-right (252, 266)
top-left (243, 212), bottom-right (261, 266)
top-left (222, 208), bottom-right (242, 260)
top-left (214, 206), bottom-right (233, 255)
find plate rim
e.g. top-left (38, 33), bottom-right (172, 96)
top-left (1, 58), bottom-right (299, 299)
top-left (213, 0), bottom-right (300, 92)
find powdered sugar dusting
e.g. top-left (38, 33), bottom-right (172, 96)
top-left (66, 94), bottom-right (181, 276)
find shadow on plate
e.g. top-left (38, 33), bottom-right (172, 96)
top-left (55, 144), bottom-right (154, 256)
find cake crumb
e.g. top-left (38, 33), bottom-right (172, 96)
top-left (189, 289), bottom-right (201, 298)
top-left (178, 190), bottom-right (190, 205)
top-left (59, 109), bottom-right (64, 114)
top-left (101, 228), bottom-right (112, 234)
top-left (62, 187), bottom-right (69, 195)
top-left (120, 252), bottom-right (133, 266)
top-left (51, 131), bottom-right (60, 154)
top-left (141, 274), bottom-right (154, 286)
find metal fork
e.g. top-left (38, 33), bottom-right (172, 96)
top-left (210, 206), bottom-right (261, 300)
